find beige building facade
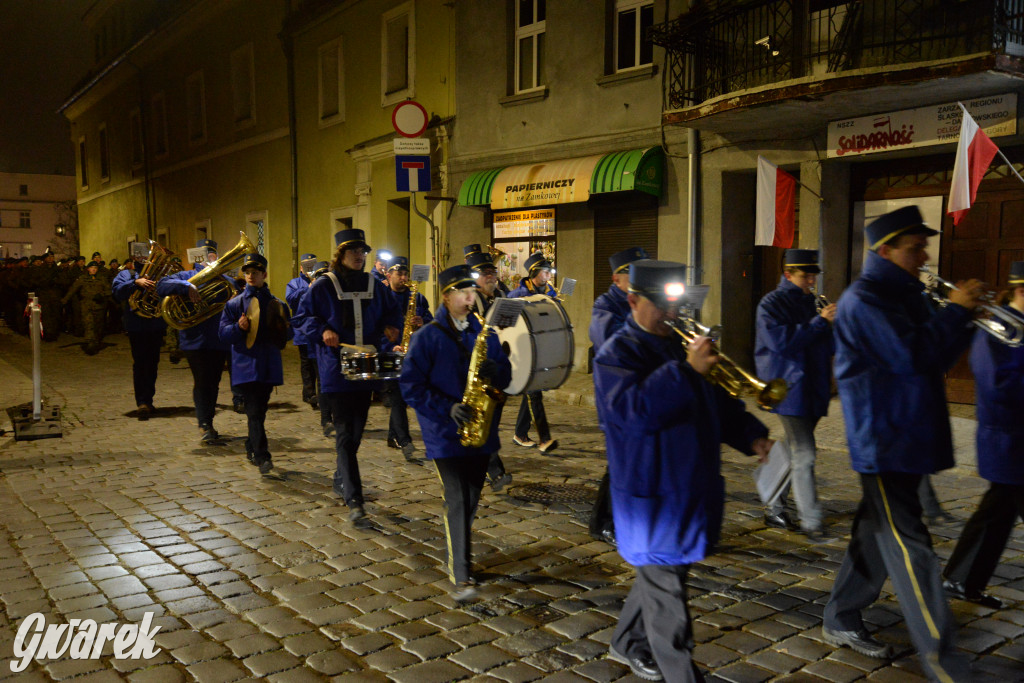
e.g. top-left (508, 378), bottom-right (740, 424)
top-left (0, 172), bottom-right (77, 260)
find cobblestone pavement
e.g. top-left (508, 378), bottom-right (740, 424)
top-left (0, 326), bottom-right (1022, 683)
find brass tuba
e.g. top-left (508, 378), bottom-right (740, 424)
top-left (129, 241), bottom-right (181, 318)
top-left (666, 317), bottom-right (788, 410)
top-left (458, 313), bottom-right (506, 447)
top-left (160, 231), bottom-right (257, 330)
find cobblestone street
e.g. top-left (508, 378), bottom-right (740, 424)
top-left (1, 327), bottom-right (1022, 682)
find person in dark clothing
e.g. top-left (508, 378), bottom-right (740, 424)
top-left (286, 254), bottom-right (321, 407)
top-left (111, 256), bottom-right (167, 419)
top-left (61, 261), bottom-right (110, 354)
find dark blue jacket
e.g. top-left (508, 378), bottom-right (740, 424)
top-left (589, 284), bottom-right (630, 351)
top-left (400, 305), bottom-right (512, 460)
top-left (155, 264), bottom-right (236, 351)
top-left (111, 269), bottom-right (167, 334)
top-left (969, 306), bottom-right (1024, 485)
top-left (594, 318), bottom-right (768, 566)
top-left (219, 285), bottom-right (292, 386)
top-left (754, 277), bottom-right (834, 417)
top-left (834, 252), bottom-right (974, 474)
top-left (291, 269), bottom-right (402, 393)
top-left (380, 286), bottom-right (433, 351)
top-left (509, 277), bottom-right (557, 299)
top-left (285, 274), bottom-right (311, 346)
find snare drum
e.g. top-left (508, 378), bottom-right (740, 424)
top-left (496, 294), bottom-right (574, 395)
top-left (340, 350), bottom-right (404, 380)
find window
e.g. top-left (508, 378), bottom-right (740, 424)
top-left (186, 70), bottom-right (207, 145)
top-left (615, 0), bottom-right (653, 71)
top-left (99, 123), bottom-right (110, 181)
top-left (318, 38), bottom-right (345, 125)
top-left (129, 108), bottom-right (144, 168)
top-left (19, 212), bottom-right (31, 228)
top-left (152, 92), bottom-right (168, 158)
top-left (381, 2), bottom-right (415, 106)
top-left (18, 184), bottom-right (27, 196)
top-left (491, 208), bottom-right (556, 291)
top-left (231, 43), bottom-right (255, 125)
top-left (79, 135), bottom-right (89, 188)
top-left (516, 0), bottom-right (546, 92)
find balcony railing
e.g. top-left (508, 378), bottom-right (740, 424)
top-left (649, 0), bottom-right (1024, 110)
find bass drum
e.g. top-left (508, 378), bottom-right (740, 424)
top-left (496, 294), bottom-right (574, 395)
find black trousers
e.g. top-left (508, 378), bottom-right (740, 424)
top-left (589, 469), bottom-right (614, 537)
top-left (515, 391), bottom-right (550, 442)
top-left (236, 382), bottom-right (272, 464)
top-left (321, 390), bottom-right (372, 508)
top-left (918, 475), bottom-right (943, 517)
top-left (298, 344), bottom-right (319, 403)
top-left (611, 564), bottom-right (705, 683)
top-left (824, 473), bottom-right (969, 682)
top-left (944, 482), bottom-right (1024, 594)
top-left (485, 401), bottom-right (507, 481)
top-left (128, 330), bottom-right (163, 406)
top-left (434, 454), bottom-right (490, 584)
top-left (385, 381), bottom-right (412, 447)
top-left (184, 349), bottom-right (228, 429)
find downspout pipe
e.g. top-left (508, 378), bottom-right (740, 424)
top-left (687, 127), bottom-right (700, 287)
top-left (281, 25), bottom-right (300, 278)
top-left (126, 57), bottom-right (155, 240)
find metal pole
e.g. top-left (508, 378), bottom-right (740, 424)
top-left (410, 192), bottom-right (441, 306)
top-left (687, 128), bottom-right (701, 287)
top-left (29, 294), bottom-right (41, 421)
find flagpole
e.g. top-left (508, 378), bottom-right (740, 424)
top-left (996, 148), bottom-right (1024, 186)
top-left (796, 180), bottom-right (824, 202)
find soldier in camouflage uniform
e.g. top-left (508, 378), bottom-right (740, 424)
top-left (62, 261), bottom-right (110, 354)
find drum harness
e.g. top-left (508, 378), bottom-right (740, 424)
top-left (324, 270), bottom-right (374, 346)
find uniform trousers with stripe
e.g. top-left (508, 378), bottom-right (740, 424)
top-left (824, 473), bottom-right (969, 682)
top-left (944, 482), bottom-right (1024, 594)
top-left (434, 454), bottom-right (490, 584)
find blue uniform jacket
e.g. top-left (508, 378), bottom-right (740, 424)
top-left (509, 278), bottom-right (557, 298)
top-left (155, 264), bottom-right (236, 351)
top-left (969, 306), bottom-right (1024, 484)
top-left (589, 284), bottom-right (630, 351)
top-left (400, 305), bottom-right (512, 460)
top-left (834, 251), bottom-right (974, 474)
top-left (111, 269), bottom-right (167, 334)
top-left (380, 287), bottom-right (433, 351)
top-left (594, 318), bottom-right (768, 566)
top-left (285, 274), bottom-right (311, 346)
top-left (219, 285), bottom-right (293, 386)
top-left (754, 277), bottom-right (835, 417)
top-left (291, 269), bottom-right (402, 393)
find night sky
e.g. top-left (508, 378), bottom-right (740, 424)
top-left (0, 0), bottom-right (93, 177)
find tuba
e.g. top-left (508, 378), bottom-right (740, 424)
top-left (129, 241), bottom-right (181, 318)
top-left (666, 317), bottom-right (788, 410)
top-left (458, 313), bottom-right (506, 447)
top-left (160, 231), bottom-right (258, 330)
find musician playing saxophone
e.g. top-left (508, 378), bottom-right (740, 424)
top-left (381, 256), bottom-right (432, 462)
top-left (400, 265), bottom-right (511, 603)
top-left (111, 252), bottom-right (167, 421)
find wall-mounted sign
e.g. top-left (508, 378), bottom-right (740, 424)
top-left (826, 93), bottom-right (1017, 159)
top-left (493, 208), bottom-right (556, 239)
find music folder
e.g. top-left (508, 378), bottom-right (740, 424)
top-left (754, 439), bottom-right (792, 507)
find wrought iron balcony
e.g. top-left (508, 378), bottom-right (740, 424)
top-left (649, 0), bottom-right (1024, 110)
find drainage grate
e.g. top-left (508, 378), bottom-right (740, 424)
top-left (511, 483), bottom-right (597, 504)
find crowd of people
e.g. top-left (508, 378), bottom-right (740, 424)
top-left (1, 204), bottom-right (1022, 682)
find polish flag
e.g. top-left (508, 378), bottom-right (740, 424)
top-left (755, 156), bottom-right (797, 247)
top-left (947, 103), bottom-right (999, 226)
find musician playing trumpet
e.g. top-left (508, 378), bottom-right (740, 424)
top-left (400, 265), bottom-right (512, 603)
top-left (754, 249), bottom-right (835, 542)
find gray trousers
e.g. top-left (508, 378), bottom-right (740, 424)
top-left (767, 415), bottom-right (822, 530)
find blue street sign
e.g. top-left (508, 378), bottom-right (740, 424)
top-left (395, 155), bottom-right (432, 192)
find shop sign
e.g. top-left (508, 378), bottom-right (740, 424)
top-left (826, 93), bottom-right (1017, 158)
top-left (493, 208), bottom-right (556, 239)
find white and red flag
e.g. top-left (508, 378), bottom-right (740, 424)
top-left (755, 156), bottom-right (797, 247)
top-left (947, 103), bottom-right (999, 225)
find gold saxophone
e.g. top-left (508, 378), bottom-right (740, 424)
top-left (129, 242), bottom-right (181, 318)
top-left (457, 313), bottom-right (506, 448)
top-left (399, 281), bottom-right (419, 351)
top-left (160, 231), bottom-right (257, 330)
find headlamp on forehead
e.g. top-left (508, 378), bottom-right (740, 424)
top-left (471, 271), bottom-right (480, 279)
top-left (550, 268), bottom-right (556, 275)
top-left (378, 250), bottom-right (392, 262)
top-left (665, 282), bottom-right (686, 301)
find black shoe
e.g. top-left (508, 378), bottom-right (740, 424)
top-left (348, 505), bottom-right (365, 522)
top-left (607, 645), bottom-right (663, 681)
top-left (490, 473), bottom-right (513, 492)
top-left (137, 405), bottom-right (151, 421)
top-left (400, 442), bottom-right (419, 462)
top-left (387, 436), bottom-right (400, 449)
top-left (822, 626), bottom-right (892, 658)
top-left (233, 400), bottom-right (245, 414)
top-left (598, 527), bottom-right (617, 547)
top-left (925, 511), bottom-right (956, 525)
top-left (322, 423), bottom-right (335, 438)
top-left (245, 443), bottom-right (255, 464)
top-left (258, 459), bottom-right (273, 475)
top-left (943, 579), bottom-right (1002, 609)
top-left (309, 398), bottom-right (319, 411)
top-left (764, 511), bottom-right (798, 531)
top-left (803, 527), bottom-right (834, 544)
top-left (200, 428), bottom-right (219, 445)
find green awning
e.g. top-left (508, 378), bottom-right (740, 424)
top-left (458, 146), bottom-right (664, 208)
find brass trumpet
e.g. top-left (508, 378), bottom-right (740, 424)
top-left (921, 266), bottom-right (1024, 347)
top-left (815, 293), bottom-right (830, 313)
top-left (160, 231), bottom-right (257, 330)
top-left (666, 317), bottom-right (788, 410)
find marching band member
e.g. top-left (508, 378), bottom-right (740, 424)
top-left (292, 229), bottom-right (402, 521)
top-left (754, 249), bottom-right (835, 542)
top-left (594, 260), bottom-right (770, 681)
top-left (111, 252), bottom-right (167, 420)
top-left (942, 260), bottom-right (1024, 609)
top-left (219, 254), bottom-right (292, 474)
top-left (588, 246), bottom-right (649, 546)
top-left (372, 249), bottom-right (391, 284)
top-left (400, 264), bottom-right (512, 602)
top-left (286, 253), bottom-right (320, 411)
top-left (382, 256), bottom-right (432, 462)
top-left (508, 252), bottom-right (558, 454)
top-left (465, 247), bottom-right (512, 491)
top-left (822, 206), bottom-right (981, 680)
top-left (156, 239), bottom-right (239, 444)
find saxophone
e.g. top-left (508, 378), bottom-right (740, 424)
top-left (457, 313), bottom-right (506, 448)
top-left (399, 281), bottom-right (419, 352)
